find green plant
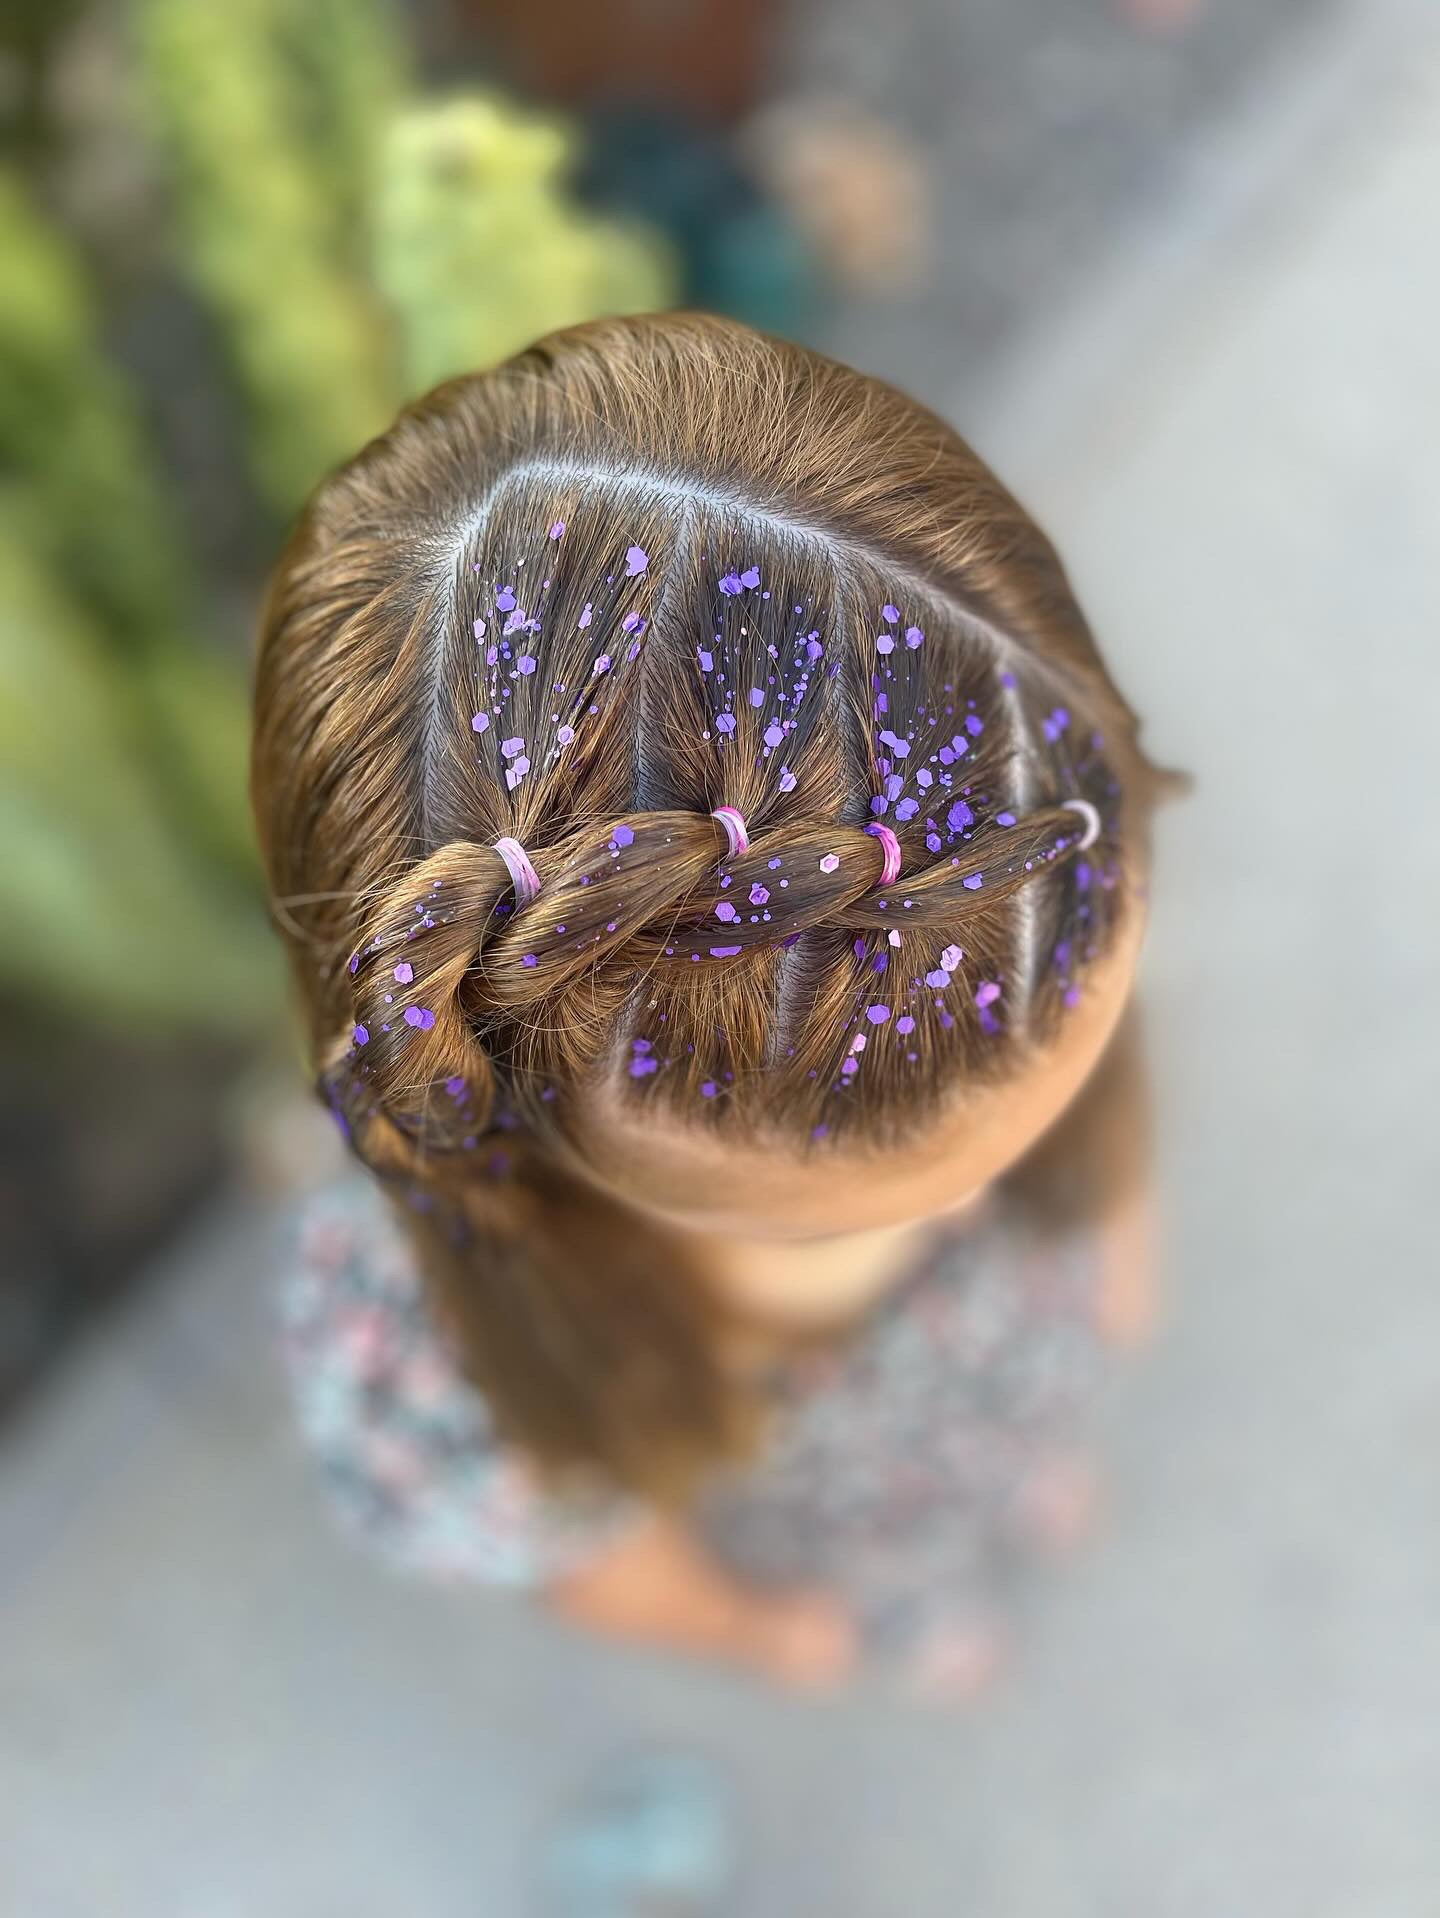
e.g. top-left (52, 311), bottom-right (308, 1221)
top-left (0, 0), bottom-right (678, 1040)
top-left (0, 519), bottom-right (277, 1031)
top-left (0, 171), bottom-right (255, 878)
top-left (132, 0), bottom-right (400, 511)
top-left (373, 95), bottom-right (675, 395)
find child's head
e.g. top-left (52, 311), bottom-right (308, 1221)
top-left (253, 312), bottom-right (1161, 1489)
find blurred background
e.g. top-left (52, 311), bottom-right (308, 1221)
top-left (1, 0), bottom-right (1435, 1911)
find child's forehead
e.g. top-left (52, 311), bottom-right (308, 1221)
top-left (573, 924), bottom-right (1141, 1242)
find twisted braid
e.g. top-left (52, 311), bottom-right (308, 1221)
top-left (327, 784), bottom-right (1101, 1172)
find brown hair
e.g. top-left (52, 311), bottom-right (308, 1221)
top-left (252, 312), bottom-right (1161, 1498)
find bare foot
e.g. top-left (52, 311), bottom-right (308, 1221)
top-left (740, 1589), bottom-right (856, 1689)
top-left (550, 1513), bottom-right (856, 1689)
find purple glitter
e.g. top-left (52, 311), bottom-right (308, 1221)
top-left (548, 520), bottom-right (565, 539)
top-left (495, 586), bottom-right (516, 613)
top-left (946, 799), bottom-right (974, 833)
top-left (709, 945), bottom-right (742, 958)
top-left (393, 962), bottom-right (414, 985)
top-left (996, 810), bottom-right (1016, 827)
top-left (353, 1024), bottom-right (369, 1046)
top-left (403, 1006), bottom-right (435, 1030)
top-left (975, 980), bottom-right (1002, 1008)
top-left (699, 1080), bottom-right (719, 1097)
top-left (748, 884), bottom-right (769, 906)
top-left (819, 853), bottom-right (839, 873)
top-left (881, 603), bottom-right (900, 622)
top-left (962, 874), bottom-right (984, 891)
top-left (740, 565), bottom-right (761, 589)
top-left (471, 711), bottom-right (489, 733)
top-left (578, 602), bottom-right (593, 630)
top-left (611, 824), bottom-right (635, 848)
top-left (715, 901), bottom-right (739, 923)
top-left (865, 1004), bottom-right (891, 1024)
top-left (521, 954), bottom-right (537, 969)
top-left (516, 655), bottom-right (537, 676)
top-left (905, 626), bottom-right (924, 649)
top-left (625, 545), bottom-right (649, 577)
top-left (718, 573), bottom-right (743, 596)
top-left (715, 713), bottom-right (736, 735)
top-left (778, 765), bottom-right (797, 792)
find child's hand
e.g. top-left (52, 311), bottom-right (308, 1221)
top-left (548, 1512), bottom-right (856, 1690)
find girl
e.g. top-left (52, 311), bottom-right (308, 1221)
top-left (254, 312), bottom-right (1164, 1695)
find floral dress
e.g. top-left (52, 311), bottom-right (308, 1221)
top-left (279, 1176), bottom-right (1106, 1676)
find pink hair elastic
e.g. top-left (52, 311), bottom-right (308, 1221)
top-left (492, 836), bottom-right (541, 907)
top-left (710, 806), bottom-right (750, 858)
top-left (1061, 798), bottom-right (1102, 851)
top-left (864, 822), bottom-right (903, 887)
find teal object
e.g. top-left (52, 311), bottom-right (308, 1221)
top-left (577, 107), bottom-right (821, 338)
top-left (691, 200), bottom-right (820, 340)
top-left (543, 1750), bottom-right (735, 1916)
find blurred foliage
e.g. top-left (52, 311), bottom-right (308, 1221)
top-left (0, 0), bottom-right (678, 1041)
top-left (0, 172), bottom-right (255, 887)
top-left (131, 0), bottom-right (401, 511)
top-left (375, 97), bottom-right (673, 396)
top-left (0, 525), bottom-right (274, 1034)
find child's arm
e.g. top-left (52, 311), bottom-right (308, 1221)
top-left (1009, 1002), bottom-right (1162, 1348)
top-left (1095, 1171), bottom-right (1159, 1348)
